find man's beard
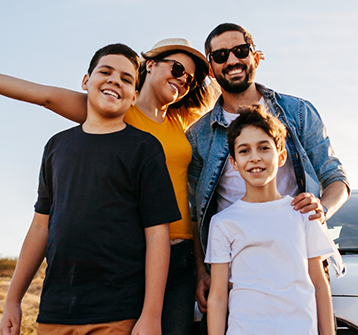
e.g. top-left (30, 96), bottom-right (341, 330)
top-left (214, 63), bottom-right (256, 94)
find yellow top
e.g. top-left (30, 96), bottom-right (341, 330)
top-left (124, 105), bottom-right (193, 240)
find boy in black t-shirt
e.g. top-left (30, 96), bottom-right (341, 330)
top-left (0, 44), bottom-right (181, 335)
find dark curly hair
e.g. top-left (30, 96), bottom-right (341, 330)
top-left (227, 104), bottom-right (287, 158)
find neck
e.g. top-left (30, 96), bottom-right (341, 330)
top-left (221, 82), bottom-right (262, 114)
top-left (83, 112), bottom-right (126, 134)
top-left (241, 182), bottom-right (282, 203)
top-left (136, 85), bottom-right (169, 123)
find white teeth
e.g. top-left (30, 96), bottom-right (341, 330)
top-left (103, 89), bottom-right (119, 99)
top-left (228, 68), bottom-right (243, 75)
top-left (169, 83), bottom-right (179, 93)
top-left (251, 168), bottom-right (263, 173)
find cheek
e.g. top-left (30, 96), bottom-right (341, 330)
top-left (176, 89), bottom-right (189, 101)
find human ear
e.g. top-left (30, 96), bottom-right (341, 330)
top-left (229, 155), bottom-right (239, 171)
top-left (146, 59), bottom-right (155, 73)
top-left (208, 63), bottom-right (215, 78)
top-left (131, 90), bottom-right (139, 106)
top-left (278, 149), bottom-right (287, 167)
top-left (82, 74), bottom-right (89, 91)
top-left (253, 50), bottom-right (260, 69)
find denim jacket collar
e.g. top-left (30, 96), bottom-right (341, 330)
top-left (210, 95), bottom-right (229, 129)
top-left (210, 83), bottom-right (282, 130)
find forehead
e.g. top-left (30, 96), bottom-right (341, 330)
top-left (95, 54), bottom-right (136, 77)
top-left (235, 126), bottom-right (275, 146)
top-left (163, 52), bottom-right (196, 74)
top-left (211, 31), bottom-right (246, 51)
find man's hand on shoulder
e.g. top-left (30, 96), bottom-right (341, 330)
top-left (291, 192), bottom-right (326, 223)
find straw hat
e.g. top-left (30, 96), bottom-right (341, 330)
top-left (141, 38), bottom-right (208, 71)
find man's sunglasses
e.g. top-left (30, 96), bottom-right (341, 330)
top-left (209, 43), bottom-right (253, 64)
top-left (156, 59), bottom-right (197, 91)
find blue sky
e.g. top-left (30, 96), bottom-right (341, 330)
top-left (0, 0), bottom-right (357, 257)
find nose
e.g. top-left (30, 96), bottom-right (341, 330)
top-left (107, 75), bottom-right (121, 87)
top-left (250, 150), bottom-right (261, 162)
top-left (175, 74), bottom-right (189, 91)
top-left (226, 50), bottom-right (241, 65)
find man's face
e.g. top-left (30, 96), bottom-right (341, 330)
top-left (209, 31), bottom-right (258, 94)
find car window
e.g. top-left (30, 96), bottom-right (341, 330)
top-left (327, 192), bottom-right (358, 252)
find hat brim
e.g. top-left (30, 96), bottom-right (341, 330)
top-left (142, 44), bottom-right (209, 72)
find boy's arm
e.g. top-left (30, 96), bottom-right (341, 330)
top-left (0, 73), bottom-right (87, 123)
top-left (308, 257), bottom-right (335, 335)
top-left (0, 213), bottom-right (48, 335)
top-left (131, 223), bottom-right (170, 335)
top-left (207, 263), bottom-right (229, 335)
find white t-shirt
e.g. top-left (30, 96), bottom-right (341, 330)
top-left (216, 98), bottom-right (299, 212)
top-left (205, 196), bottom-right (333, 335)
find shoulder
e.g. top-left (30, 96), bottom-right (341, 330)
top-left (187, 110), bottom-right (213, 134)
top-left (125, 124), bottom-right (165, 156)
top-left (44, 125), bottom-right (80, 147)
top-left (259, 83), bottom-right (318, 115)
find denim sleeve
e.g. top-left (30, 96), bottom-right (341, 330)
top-left (298, 99), bottom-right (350, 192)
top-left (186, 128), bottom-right (202, 223)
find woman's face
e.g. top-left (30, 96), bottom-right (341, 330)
top-left (147, 52), bottom-right (196, 106)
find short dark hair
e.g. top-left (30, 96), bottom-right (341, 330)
top-left (205, 23), bottom-right (255, 56)
top-left (87, 43), bottom-right (140, 85)
top-left (139, 50), bottom-right (212, 121)
top-left (227, 104), bottom-right (287, 157)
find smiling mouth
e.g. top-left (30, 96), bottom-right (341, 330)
top-left (102, 89), bottom-right (119, 99)
top-left (224, 64), bottom-right (246, 76)
top-left (168, 82), bottom-right (180, 94)
top-left (249, 168), bottom-right (264, 173)
top-left (227, 68), bottom-right (244, 76)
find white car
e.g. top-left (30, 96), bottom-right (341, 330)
top-left (328, 190), bottom-right (358, 334)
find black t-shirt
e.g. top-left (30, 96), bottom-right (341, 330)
top-left (34, 124), bottom-right (181, 325)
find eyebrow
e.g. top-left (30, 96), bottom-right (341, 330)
top-left (237, 140), bottom-right (271, 148)
top-left (97, 65), bottom-right (135, 80)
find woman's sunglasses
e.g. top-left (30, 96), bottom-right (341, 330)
top-left (209, 43), bottom-right (253, 64)
top-left (156, 59), bottom-right (197, 91)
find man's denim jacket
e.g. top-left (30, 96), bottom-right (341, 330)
top-left (186, 83), bottom-right (350, 251)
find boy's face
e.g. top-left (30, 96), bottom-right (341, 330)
top-left (229, 126), bottom-right (287, 191)
top-left (82, 54), bottom-right (138, 119)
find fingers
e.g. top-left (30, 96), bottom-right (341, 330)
top-left (1, 320), bottom-right (19, 335)
top-left (291, 192), bottom-right (325, 223)
top-left (195, 284), bottom-right (208, 313)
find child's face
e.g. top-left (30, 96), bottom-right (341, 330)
top-left (82, 54), bottom-right (138, 119)
top-left (229, 126), bottom-right (287, 190)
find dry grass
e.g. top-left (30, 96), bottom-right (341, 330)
top-left (0, 258), bottom-right (45, 335)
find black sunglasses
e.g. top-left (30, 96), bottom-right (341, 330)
top-left (209, 43), bottom-right (253, 64)
top-left (156, 59), bottom-right (197, 91)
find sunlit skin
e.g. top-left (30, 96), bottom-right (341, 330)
top-left (136, 53), bottom-right (195, 123)
top-left (229, 126), bottom-right (287, 203)
top-left (81, 54), bottom-right (138, 133)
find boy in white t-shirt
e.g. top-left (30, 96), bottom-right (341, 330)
top-left (205, 104), bottom-right (335, 335)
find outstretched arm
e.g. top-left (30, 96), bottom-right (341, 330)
top-left (131, 223), bottom-right (170, 335)
top-left (0, 213), bottom-right (48, 335)
top-left (308, 257), bottom-right (335, 335)
top-left (0, 73), bottom-right (87, 123)
top-left (207, 263), bottom-right (229, 335)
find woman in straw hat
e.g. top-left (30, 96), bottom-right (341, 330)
top-left (0, 38), bottom-right (214, 335)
